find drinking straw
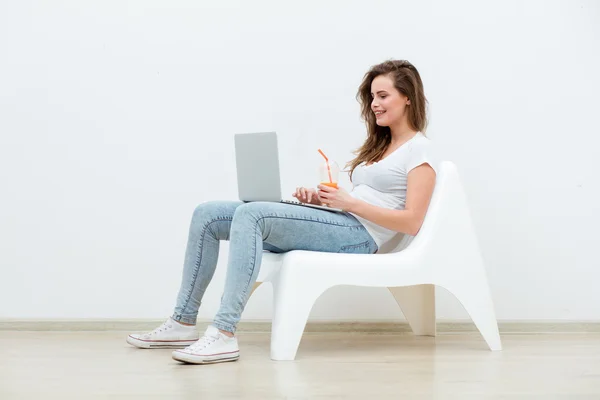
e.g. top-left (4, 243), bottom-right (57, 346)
top-left (318, 149), bottom-right (333, 184)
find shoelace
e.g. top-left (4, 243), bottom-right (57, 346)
top-left (187, 334), bottom-right (218, 351)
top-left (146, 320), bottom-right (173, 337)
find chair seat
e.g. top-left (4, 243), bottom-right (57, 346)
top-left (258, 250), bottom-right (429, 286)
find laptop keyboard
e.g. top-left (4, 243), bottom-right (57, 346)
top-left (280, 200), bottom-right (345, 213)
top-left (281, 200), bottom-right (303, 205)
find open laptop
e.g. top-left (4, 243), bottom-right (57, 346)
top-left (234, 132), bottom-right (345, 213)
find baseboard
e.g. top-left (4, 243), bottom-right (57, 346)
top-left (1, 319), bottom-right (600, 334)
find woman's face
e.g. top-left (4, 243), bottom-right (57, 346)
top-left (370, 74), bottom-right (410, 127)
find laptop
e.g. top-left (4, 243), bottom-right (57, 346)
top-left (234, 132), bottom-right (346, 213)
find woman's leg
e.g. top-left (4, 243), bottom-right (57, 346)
top-left (128, 200), bottom-right (244, 349)
top-left (170, 201), bottom-right (376, 363)
top-left (171, 200), bottom-right (243, 325)
top-left (213, 202), bottom-right (377, 333)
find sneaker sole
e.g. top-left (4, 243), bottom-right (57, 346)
top-left (172, 350), bottom-right (240, 364)
top-left (126, 335), bottom-right (198, 349)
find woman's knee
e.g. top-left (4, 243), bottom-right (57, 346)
top-left (232, 202), bottom-right (277, 239)
top-left (232, 202), bottom-right (269, 220)
top-left (192, 201), bottom-right (240, 225)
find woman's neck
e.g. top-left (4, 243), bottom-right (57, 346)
top-left (389, 118), bottom-right (417, 146)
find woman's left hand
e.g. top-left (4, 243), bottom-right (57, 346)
top-left (317, 185), bottom-right (358, 212)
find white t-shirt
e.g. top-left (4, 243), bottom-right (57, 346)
top-left (348, 133), bottom-right (437, 249)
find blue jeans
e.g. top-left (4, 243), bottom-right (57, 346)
top-left (172, 201), bottom-right (378, 333)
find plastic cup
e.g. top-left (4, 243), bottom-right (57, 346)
top-left (318, 160), bottom-right (340, 189)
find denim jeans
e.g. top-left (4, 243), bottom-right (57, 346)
top-left (172, 201), bottom-right (378, 333)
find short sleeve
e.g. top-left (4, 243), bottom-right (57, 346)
top-left (405, 139), bottom-right (437, 174)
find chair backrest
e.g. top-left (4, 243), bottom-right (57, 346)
top-left (377, 161), bottom-right (464, 254)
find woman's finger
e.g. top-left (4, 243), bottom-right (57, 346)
top-left (318, 184), bottom-right (334, 192)
top-left (301, 187), bottom-right (308, 201)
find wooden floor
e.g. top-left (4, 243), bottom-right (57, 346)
top-left (1, 331), bottom-right (599, 399)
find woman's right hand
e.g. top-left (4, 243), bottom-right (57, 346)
top-left (292, 187), bottom-right (323, 205)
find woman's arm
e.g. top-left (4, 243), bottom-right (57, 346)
top-left (347, 164), bottom-right (436, 236)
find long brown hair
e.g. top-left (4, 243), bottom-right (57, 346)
top-left (346, 59), bottom-right (428, 180)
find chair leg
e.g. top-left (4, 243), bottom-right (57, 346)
top-left (388, 285), bottom-right (436, 336)
top-left (443, 280), bottom-right (502, 351)
top-left (269, 279), bottom-right (327, 361)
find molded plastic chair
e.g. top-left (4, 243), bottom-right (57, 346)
top-left (252, 161), bottom-right (501, 360)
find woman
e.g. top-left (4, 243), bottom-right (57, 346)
top-left (127, 59), bottom-right (437, 365)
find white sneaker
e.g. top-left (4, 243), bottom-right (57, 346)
top-left (171, 325), bottom-right (240, 364)
top-left (126, 317), bottom-right (199, 349)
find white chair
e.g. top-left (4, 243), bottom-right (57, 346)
top-left (252, 161), bottom-right (501, 361)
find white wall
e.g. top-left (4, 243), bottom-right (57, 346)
top-left (1, 0), bottom-right (599, 322)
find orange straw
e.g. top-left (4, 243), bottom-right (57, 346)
top-left (317, 149), bottom-right (333, 184)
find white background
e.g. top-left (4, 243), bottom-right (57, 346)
top-left (1, 0), bottom-right (599, 322)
